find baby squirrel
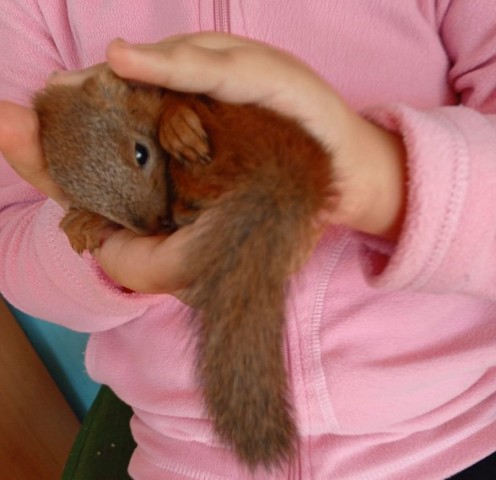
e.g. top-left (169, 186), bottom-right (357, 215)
top-left (34, 68), bottom-right (333, 469)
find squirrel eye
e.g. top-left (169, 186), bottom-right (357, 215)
top-left (135, 142), bottom-right (149, 167)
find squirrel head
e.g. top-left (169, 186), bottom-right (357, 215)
top-left (35, 68), bottom-right (169, 235)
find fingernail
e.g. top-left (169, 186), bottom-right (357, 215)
top-left (46, 70), bottom-right (75, 86)
top-left (50, 70), bottom-right (71, 78)
top-left (112, 37), bottom-right (131, 48)
top-left (46, 70), bottom-right (63, 85)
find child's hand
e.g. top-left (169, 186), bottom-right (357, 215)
top-left (0, 101), bottom-right (68, 208)
top-left (104, 34), bottom-right (407, 241)
top-left (95, 34), bottom-right (407, 293)
top-left (0, 33), bottom-right (407, 295)
top-left (0, 63), bottom-right (105, 209)
top-left (0, 99), bottom-right (191, 296)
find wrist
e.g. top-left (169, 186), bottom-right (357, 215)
top-left (330, 112), bottom-right (407, 241)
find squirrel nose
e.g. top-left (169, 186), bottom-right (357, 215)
top-left (160, 217), bottom-right (177, 233)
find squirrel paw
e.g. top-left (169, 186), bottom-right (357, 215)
top-left (60, 209), bottom-right (117, 254)
top-left (159, 105), bottom-right (211, 165)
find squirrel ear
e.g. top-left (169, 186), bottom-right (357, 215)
top-left (82, 67), bottom-right (130, 106)
top-left (81, 75), bottom-right (101, 96)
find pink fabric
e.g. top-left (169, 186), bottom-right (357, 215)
top-left (2, 1), bottom-right (496, 478)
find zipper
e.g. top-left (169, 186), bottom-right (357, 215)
top-left (213, 0), bottom-right (231, 33)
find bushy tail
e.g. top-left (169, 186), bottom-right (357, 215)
top-left (184, 174), bottom-right (323, 468)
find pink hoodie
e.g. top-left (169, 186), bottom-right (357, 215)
top-left (2, 1), bottom-right (496, 478)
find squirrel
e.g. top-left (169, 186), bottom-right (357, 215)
top-left (34, 68), bottom-right (334, 469)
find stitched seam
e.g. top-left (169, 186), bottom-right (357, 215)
top-left (138, 447), bottom-right (231, 480)
top-left (406, 109), bottom-right (469, 291)
top-left (310, 230), bottom-right (351, 432)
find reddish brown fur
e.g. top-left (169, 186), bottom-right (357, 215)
top-left (34, 69), bottom-right (334, 469)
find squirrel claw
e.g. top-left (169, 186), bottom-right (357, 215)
top-left (159, 105), bottom-right (211, 166)
top-left (60, 209), bottom-right (116, 254)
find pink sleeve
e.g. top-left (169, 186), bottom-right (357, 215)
top-left (0, 0), bottom-right (167, 332)
top-left (361, 0), bottom-right (496, 299)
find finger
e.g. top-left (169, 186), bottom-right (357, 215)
top-left (105, 35), bottom-right (330, 116)
top-left (107, 38), bottom-right (232, 95)
top-left (106, 37), bottom-right (283, 104)
top-left (156, 31), bottom-right (255, 49)
top-left (0, 101), bottom-right (68, 206)
top-left (105, 35), bottom-right (344, 148)
top-left (109, 33), bottom-right (250, 58)
top-left (93, 225), bottom-right (194, 294)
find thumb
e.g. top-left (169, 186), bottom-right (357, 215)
top-left (0, 101), bottom-right (68, 207)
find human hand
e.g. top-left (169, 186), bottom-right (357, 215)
top-left (0, 68), bottom-right (191, 295)
top-left (103, 34), bottom-right (407, 241)
top-left (0, 101), bottom-right (68, 208)
top-left (0, 63), bottom-right (108, 209)
top-left (91, 34), bottom-right (407, 294)
top-left (0, 33), bottom-right (407, 295)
